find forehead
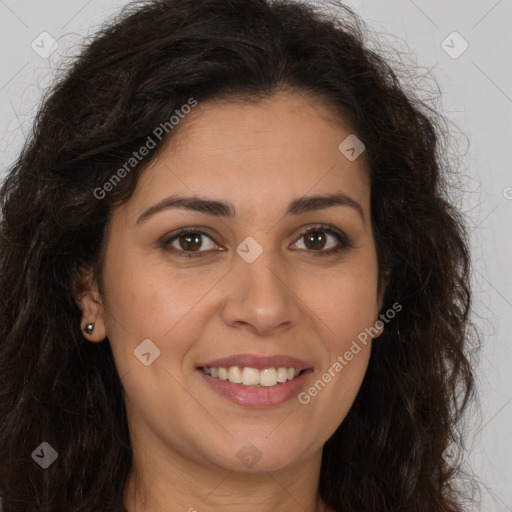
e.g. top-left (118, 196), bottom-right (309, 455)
top-left (122, 91), bottom-right (370, 222)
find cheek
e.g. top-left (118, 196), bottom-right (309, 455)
top-left (296, 332), bottom-right (371, 442)
top-left (102, 261), bottom-right (207, 430)
top-left (99, 249), bottom-right (207, 381)
top-left (303, 254), bottom-right (380, 333)
top-left (296, 253), bottom-right (378, 419)
top-left (327, 346), bottom-right (371, 428)
top-left (102, 242), bottom-right (214, 337)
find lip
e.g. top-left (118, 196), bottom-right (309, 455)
top-left (197, 368), bottom-right (314, 408)
top-left (196, 353), bottom-right (313, 371)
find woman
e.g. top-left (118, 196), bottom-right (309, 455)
top-left (0, 0), bottom-right (478, 510)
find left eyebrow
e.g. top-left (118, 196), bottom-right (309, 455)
top-left (135, 192), bottom-right (365, 225)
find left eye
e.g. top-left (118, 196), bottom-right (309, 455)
top-left (162, 225), bottom-right (350, 258)
top-left (291, 227), bottom-right (347, 252)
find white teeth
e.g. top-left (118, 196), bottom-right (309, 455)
top-left (259, 368), bottom-right (278, 387)
top-left (241, 367), bottom-right (260, 386)
top-left (277, 367), bottom-right (288, 383)
top-left (202, 365), bottom-right (303, 387)
top-left (228, 366), bottom-right (243, 383)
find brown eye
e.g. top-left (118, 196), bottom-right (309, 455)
top-left (303, 231), bottom-right (328, 250)
top-left (177, 233), bottom-right (203, 252)
top-left (163, 228), bottom-right (219, 257)
top-left (162, 224), bottom-right (351, 259)
top-left (292, 225), bottom-right (352, 256)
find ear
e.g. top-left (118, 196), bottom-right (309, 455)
top-left (71, 264), bottom-right (108, 343)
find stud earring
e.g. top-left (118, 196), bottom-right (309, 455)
top-left (84, 322), bottom-right (95, 334)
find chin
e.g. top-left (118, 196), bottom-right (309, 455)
top-left (205, 434), bottom-right (308, 473)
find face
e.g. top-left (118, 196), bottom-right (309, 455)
top-left (77, 91), bottom-right (384, 476)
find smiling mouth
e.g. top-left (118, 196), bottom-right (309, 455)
top-left (199, 366), bottom-right (307, 387)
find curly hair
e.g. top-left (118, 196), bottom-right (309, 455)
top-left (0, 0), bottom-right (478, 510)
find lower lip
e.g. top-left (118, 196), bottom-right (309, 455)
top-left (197, 369), bottom-right (313, 408)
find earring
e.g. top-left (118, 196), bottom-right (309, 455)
top-left (84, 322), bottom-right (95, 334)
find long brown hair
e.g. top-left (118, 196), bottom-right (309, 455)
top-left (0, 0), bottom-right (479, 510)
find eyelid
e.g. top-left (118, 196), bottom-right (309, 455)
top-left (294, 224), bottom-right (351, 247)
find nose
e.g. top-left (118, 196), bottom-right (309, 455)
top-left (219, 245), bottom-right (302, 337)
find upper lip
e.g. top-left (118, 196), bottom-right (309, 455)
top-left (197, 353), bottom-right (313, 371)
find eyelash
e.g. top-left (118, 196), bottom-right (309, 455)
top-left (160, 224), bottom-right (353, 259)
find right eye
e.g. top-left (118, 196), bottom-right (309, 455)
top-left (161, 228), bottom-right (222, 258)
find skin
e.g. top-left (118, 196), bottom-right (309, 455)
top-left (76, 90), bottom-right (385, 512)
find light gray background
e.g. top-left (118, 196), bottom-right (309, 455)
top-left (0, 0), bottom-right (511, 510)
